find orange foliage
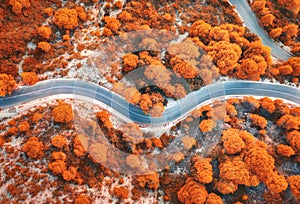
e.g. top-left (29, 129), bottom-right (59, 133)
top-left (96, 110), bottom-right (113, 130)
top-left (252, 1), bottom-right (269, 16)
top-left (0, 136), bottom-right (4, 147)
top-left (113, 186), bottom-right (129, 200)
top-left (182, 137), bottom-right (197, 149)
top-left (22, 137), bottom-right (44, 159)
top-left (177, 179), bottom-right (208, 204)
top-left (292, 43), bottom-right (300, 53)
top-left (9, 0), bottom-right (30, 14)
top-left (287, 57), bottom-right (300, 77)
top-left (136, 172), bottom-right (159, 189)
top-left (38, 42), bottom-right (51, 53)
top-left (51, 151), bottom-right (67, 161)
top-left (62, 166), bottom-right (77, 181)
top-left (122, 53), bottom-right (139, 72)
top-left (52, 103), bottom-right (73, 123)
top-left (291, 107), bottom-right (300, 116)
top-left (241, 96), bottom-right (260, 109)
top-left (152, 137), bottom-right (163, 148)
top-left (230, 32), bottom-right (250, 50)
top-left (7, 127), bottom-right (18, 135)
top-left (279, 0), bottom-right (300, 16)
top-left (209, 27), bottom-right (230, 42)
top-left (259, 97), bottom-right (276, 113)
top-left (32, 113), bottom-right (43, 123)
top-left (44, 7), bottom-right (54, 17)
top-left (269, 28), bottom-right (282, 39)
top-left (220, 24), bottom-right (245, 36)
top-left (144, 64), bottom-right (171, 82)
top-left (139, 94), bottom-right (152, 114)
top-left (192, 105), bottom-right (212, 118)
top-left (139, 92), bottom-right (165, 117)
top-left (219, 157), bottom-right (260, 187)
top-left (123, 87), bottom-right (141, 105)
top-left (190, 20), bottom-right (212, 43)
top-left (265, 171), bottom-right (288, 193)
top-left (278, 65), bottom-right (293, 75)
top-left (226, 104), bottom-right (237, 116)
top-left (239, 130), bottom-right (257, 145)
top-left (199, 119), bottom-right (217, 133)
top-left (149, 102), bottom-right (164, 118)
top-left (173, 152), bottom-right (185, 163)
top-left (244, 144), bottom-right (275, 178)
top-left (18, 121), bottom-right (30, 132)
top-left (169, 57), bottom-right (199, 79)
top-left (0, 74), bottom-right (16, 97)
top-left (207, 41), bottom-right (242, 75)
top-left (102, 27), bottom-right (113, 37)
top-left (277, 144), bottom-right (295, 157)
top-left (75, 6), bottom-right (87, 21)
top-left (21, 72), bottom-right (38, 85)
top-left (73, 134), bottom-right (88, 157)
top-left (51, 135), bottom-right (67, 148)
top-left (167, 39), bottom-right (200, 59)
top-left (250, 114), bottom-right (268, 129)
top-left (260, 14), bottom-right (275, 27)
top-left (244, 41), bottom-right (272, 66)
top-left (282, 24), bottom-right (298, 38)
top-left (277, 115), bottom-right (300, 130)
top-left (287, 130), bottom-right (300, 152)
top-left (236, 55), bottom-right (267, 81)
top-left (287, 175), bottom-right (300, 200)
top-left (48, 160), bottom-right (66, 175)
top-left (54, 8), bottom-right (79, 30)
top-left (192, 157), bottom-right (213, 184)
top-left (222, 129), bottom-right (245, 154)
top-left (199, 68), bottom-right (215, 85)
top-left (206, 193), bottom-right (223, 204)
top-left (118, 11), bottom-right (133, 21)
top-left (215, 180), bottom-right (238, 194)
top-left (75, 194), bottom-right (90, 204)
top-left (274, 99), bottom-right (290, 115)
top-left (103, 16), bottom-right (121, 33)
top-left (38, 26), bottom-right (52, 40)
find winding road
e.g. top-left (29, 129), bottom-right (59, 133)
top-left (1, 79), bottom-right (299, 125)
top-left (0, 1), bottom-right (299, 125)
top-left (228, 0), bottom-right (294, 60)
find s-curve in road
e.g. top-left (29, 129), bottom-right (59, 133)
top-left (229, 0), bottom-right (294, 61)
top-left (1, 79), bottom-right (299, 126)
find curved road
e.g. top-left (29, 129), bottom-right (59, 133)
top-left (0, 2), bottom-right (299, 126)
top-left (1, 79), bottom-right (299, 125)
top-left (229, 0), bottom-right (294, 60)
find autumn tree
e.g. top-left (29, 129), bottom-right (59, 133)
top-left (209, 27), bottom-right (230, 42)
top-left (276, 57), bottom-right (300, 76)
top-left (282, 24), bottom-right (298, 38)
top-left (260, 13), bottom-right (275, 27)
top-left (221, 24), bottom-right (250, 50)
top-left (235, 55), bottom-right (267, 80)
top-left (190, 20), bottom-right (212, 44)
top-left (207, 41), bottom-right (242, 75)
top-left (0, 74), bottom-right (16, 96)
top-left (252, 1), bottom-right (270, 16)
top-left (243, 40), bottom-right (272, 66)
top-left (167, 39), bottom-right (202, 79)
top-left (269, 28), bottom-right (283, 39)
top-left (288, 57), bottom-right (300, 76)
top-left (278, 0), bottom-right (300, 17)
